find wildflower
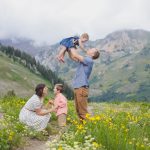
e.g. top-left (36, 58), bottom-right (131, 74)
top-left (92, 142), bottom-right (99, 148)
top-left (81, 129), bottom-right (86, 133)
top-left (129, 141), bottom-right (132, 144)
top-left (67, 117), bottom-right (71, 121)
top-left (8, 131), bottom-right (14, 141)
top-left (144, 138), bottom-right (148, 142)
top-left (85, 113), bottom-right (90, 119)
top-left (95, 116), bottom-right (100, 121)
top-left (82, 120), bottom-right (86, 125)
top-left (121, 125), bottom-right (125, 129)
top-left (73, 120), bottom-right (78, 125)
top-left (77, 124), bottom-right (84, 130)
top-left (141, 144), bottom-right (144, 148)
top-left (8, 135), bottom-right (13, 141)
top-left (136, 142), bottom-right (139, 146)
top-left (90, 117), bottom-right (96, 121)
top-left (132, 138), bottom-right (136, 141)
top-left (125, 129), bottom-right (129, 132)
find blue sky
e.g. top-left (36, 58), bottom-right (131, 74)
top-left (0, 0), bottom-right (150, 45)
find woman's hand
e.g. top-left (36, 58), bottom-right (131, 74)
top-left (35, 107), bottom-right (54, 116)
top-left (48, 99), bottom-right (54, 104)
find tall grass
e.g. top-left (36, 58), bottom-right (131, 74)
top-left (47, 102), bottom-right (150, 150)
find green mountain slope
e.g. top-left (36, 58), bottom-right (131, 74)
top-left (0, 52), bottom-right (53, 97)
top-left (90, 47), bottom-right (150, 101)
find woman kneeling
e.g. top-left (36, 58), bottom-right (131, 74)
top-left (19, 84), bottom-right (54, 131)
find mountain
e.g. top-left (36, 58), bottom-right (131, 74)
top-left (0, 37), bottom-right (50, 55)
top-left (1, 29), bottom-right (150, 101)
top-left (35, 29), bottom-right (150, 101)
top-left (35, 29), bottom-right (150, 68)
top-left (0, 51), bottom-right (53, 97)
top-left (95, 29), bottom-right (150, 52)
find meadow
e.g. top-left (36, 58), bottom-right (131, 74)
top-left (0, 95), bottom-right (149, 150)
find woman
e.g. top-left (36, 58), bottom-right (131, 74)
top-left (19, 84), bottom-right (54, 131)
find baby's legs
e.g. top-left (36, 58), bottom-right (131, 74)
top-left (57, 45), bottom-right (67, 62)
top-left (68, 48), bottom-right (80, 61)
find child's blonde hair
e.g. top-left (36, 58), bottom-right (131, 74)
top-left (81, 33), bottom-right (89, 40)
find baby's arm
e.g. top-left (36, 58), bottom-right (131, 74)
top-left (78, 40), bottom-right (87, 52)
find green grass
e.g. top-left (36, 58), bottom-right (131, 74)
top-left (47, 101), bottom-right (150, 150)
top-left (0, 95), bottom-right (149, 150)
top-left (0, 96), bottom-right (58, 150)
top-left (0, 53), bottom-right (53, 97)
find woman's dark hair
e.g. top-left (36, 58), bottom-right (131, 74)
top-left (35, 84), bottom-right (46, 97)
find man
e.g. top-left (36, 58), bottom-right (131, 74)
top-left (72, 48), bottom-right (100, 120)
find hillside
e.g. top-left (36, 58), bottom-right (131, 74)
top-left (0, 52), bottom-right (53, 97)
top-left (0, 38), bottom-right (49, 55)
top-left (90, 47), bottom-right (150, 101)
top-left (1, 29), bottom-right (150, 101)
top-left (35, 29), bottom-right (150, 101)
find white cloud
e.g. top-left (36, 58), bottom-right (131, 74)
top-left (0, 0), bottom-right (150, 45)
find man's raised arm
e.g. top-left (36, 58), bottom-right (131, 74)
top-left (75, 54), bottom-right (84, 62)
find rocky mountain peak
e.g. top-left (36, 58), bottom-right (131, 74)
top-left (95, 29), bottom-right (150, 53)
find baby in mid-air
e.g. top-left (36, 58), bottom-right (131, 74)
top-left (57, 33), bottom-right (89, 62)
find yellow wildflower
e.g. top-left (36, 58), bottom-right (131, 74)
top-left (58, 145), bottom-right (63, 150)
top-left (92, 142), bottom-right (99, 148)
top-left (85, 113), bottom-right (90, 119)
top-left (141, 145), bottom-right (144, 148)
top-left (129, 141), bottom-right (132, 144)
top-left (77, 124), bottom-right (84, 130)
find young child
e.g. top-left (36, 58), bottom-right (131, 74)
top-left (49, 84), bottom-right (67, 127)
top-left (57, 33), bottom-right (89, 62)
